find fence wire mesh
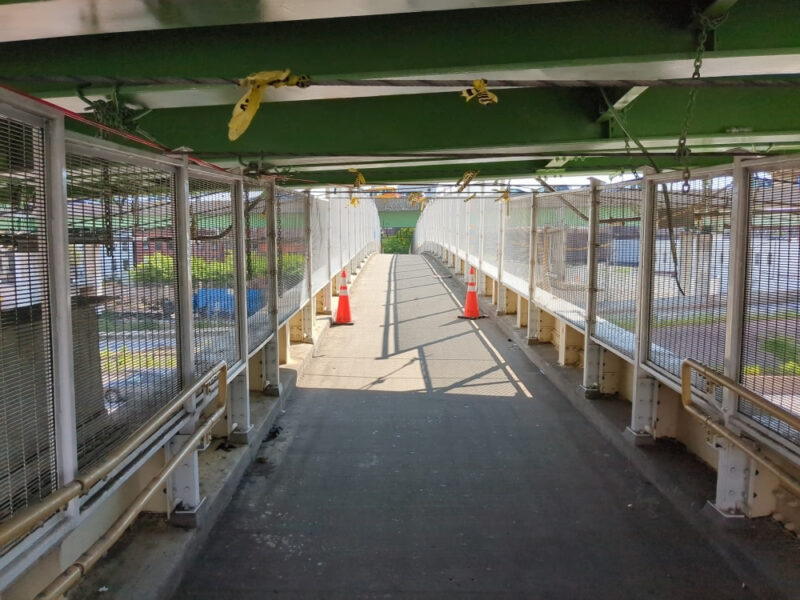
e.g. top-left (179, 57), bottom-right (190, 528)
top-left (329, 193), bottom-right (342, 276)
top-left (740, 166), bottom-right (800, 443)
top-left (482, 197), bottom-right (500, 279)
top-left (311, 196), bottom-right (330, 294)
top-left (502, 195), bottom-right (532, 297)
top-left (0, 113), bottom-right (56, 524)
top-left (647, 176), bottom-right (732, 389)
top-left (593, 182), bottom-right (644, 358)
top-left (276, 188), bottom-right (308, 324)
top-left (534, 190), bottom-right (591, 329)
top-left (468, 199), bottom-right (480, 264)
top-left (189, 178), bottom-right (238, 376)
top-left (66, 153), bottom-right (180, 470)
top-left (244, 182), bottom-right (273, 352)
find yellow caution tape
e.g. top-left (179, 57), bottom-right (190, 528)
top-left (495, 189), bottom-right (510, 203)
top-left (461, 79), bottom-right (498, 106)
top-left (455, 170), bottom-right (479, 192)
top-left (464, 193), bottom-right (477, 203)
top-left (228, 69), bottom-right (311, 141)
top-left (408, 191), bottom-right (424, 206)
top-left (349, 196), bottom-right (360, 207)
top-left (348, 168), bottom-right (366, 189)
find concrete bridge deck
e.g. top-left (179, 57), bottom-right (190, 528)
top-left (172, 253), bottom-right (762, 599)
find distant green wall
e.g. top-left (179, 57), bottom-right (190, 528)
top-left (379, 211), bottom-right (420, 229)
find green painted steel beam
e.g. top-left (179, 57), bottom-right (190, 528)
top-left (135, 88), bottom-right (603, 154)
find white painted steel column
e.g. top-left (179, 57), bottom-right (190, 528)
top-left (628, 171), bottom-right (658, 443)
top-left (175, 157), bottom-right (195, 397)
top-left (264, 180), bottom-right (282, 397)
top-left (711, 157), bottom-right (753, 515)
top-left (45, 114), bottom-right (79, 515)
top-left (229, 179), bottom-right (253, 442)
top-left (497, 201), bottom-right (507, 312)
top-left (302, 190), bottom-right (314, 340)
top-left (583, 180), bottom-right (603, 396)
top-left (478, 197), bottom-right (485, 294)
top-left (527, 193), bottom-right (541, 343)
top-left (323, 194), bottom-right (333, 314)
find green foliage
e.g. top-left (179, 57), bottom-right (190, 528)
top-left (763, 335), bottom-right (800, 365)
top-left (131, 252), bottom-right (175, 284)
top-left (742, 364), bottom-right (763, 376)
top-left (192, 252), bottom-right (234, 284)
top-left (383, 228), bottom-right (415, 254)
top-left (780, 361), bottom-right (800, 376)
top-left (248, 254), bottom-right (269, 279)
top-left (280, 253), bottom-right (306, 279)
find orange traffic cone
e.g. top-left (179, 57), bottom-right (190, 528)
top-left (333, 268), bottom-right (354, 325)
top-left (458, 266), bottom-right (485, 319)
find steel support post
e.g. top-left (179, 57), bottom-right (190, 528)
top-left (228, 179), bottom-right (254, 444)
top-left (527, 193), bottom-right (540, 343)
top-left (319, 194), bottom-right (333, 314)
top-left (175, 157), bottom-right (195, 407)
top-left (478, 198), bottom-right (486, 294)
top-left (465, 198), bottom-right (471, 275)
top-left (264, 180), bottom-right (282, 397)
top-left (167, 433), bottom-right (205, 527)
top-left (710, 157), bottom-right (753, 516)
top-left (45, 113), bottom-right (79, 517)
top-left (627, 170), bottom-right (658, 444)
top-left (497, 201), bottom-right (507, 313)
top-left (583, 180), bottom-right (603, 397)
top-left (302, 190), bottom-right (314, 342)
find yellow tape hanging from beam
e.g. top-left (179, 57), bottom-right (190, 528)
top-left (461, 79), bottom-right (498, 105)
top-left (228, 69), bottom-right (310, 141)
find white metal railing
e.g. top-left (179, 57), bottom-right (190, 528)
top-left (0, 86), bottom-right (380, 589)
top-left (413, 159), bottom-right (800, 476)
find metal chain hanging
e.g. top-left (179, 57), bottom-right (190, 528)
top-left (676, 9), bottom-right (730, 193)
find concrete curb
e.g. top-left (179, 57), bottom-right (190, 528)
top-left (425, 252), bottom-right (799, 600)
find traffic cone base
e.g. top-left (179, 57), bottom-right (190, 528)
top-left (458, 266), bottom-right (485, 319)
top-left (332, 268), bottom-right (355, 325)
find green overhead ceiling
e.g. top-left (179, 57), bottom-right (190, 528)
top-left (1, 0), bottom-right (799, 184)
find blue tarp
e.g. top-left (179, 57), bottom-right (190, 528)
top-left (193, 288), bottom-right (266, 317)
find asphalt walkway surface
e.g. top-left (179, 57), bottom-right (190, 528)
top-left (173, 253), bottom-right (758, 599)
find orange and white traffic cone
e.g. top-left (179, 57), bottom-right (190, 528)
top-left (333, 268), bottom-right (354, 325)
top-left (458, 266), bottom-right (485, 319)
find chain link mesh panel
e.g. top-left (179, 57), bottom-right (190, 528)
top-left (189, 178), bottom-right (238, 376)
top-left (534, 190), bottom-right (591, 329)
top-left (457, 199), bottom-right (467, 259)
top-left (243, 182), bottom-right (273, 352)
top-left (66, 153), bottom-right (180, 470)
top-left (647, 176), bottom-right (732, 387)
top-left (0, 113), bottom-right (56, 524)
top-left (593, 182), bottom-right (644, 358)
top-left (329, 193), bottom-right (342, 275)
top-left (311, 196), bottom-right (330, 293)
top-left (740, 166), bottom-right (800, 443)
top-left (502, 195), bottom-right (532, 297)
top-left (468, 198), bottom-right (480, 265)
top-left (276, 187), bottom-right (307, 324)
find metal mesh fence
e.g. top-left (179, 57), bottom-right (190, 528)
top-left (647, 175), bottom-right (732, 385)
top-left (329, 193), bottom-right (342, 276)
top-left (534, 189), bottom-right (591, 329)
top-left (66, 153), bottom-right (181, 470)
top-left (458, 199), bottom-right (467, 259)
top-left (468, 198), bottom-right (480, 264)
top-left (593, 182), bottom-right (644, 358)
top-left (189, 177), bottom-right (238, 376)
top-left (276, 187), bottom-right (308, 324)
top-left (244, 182), bottom-right (273, 352)
top-left (482, 197), bottom-right (500, 279)
top-left (502, 194), bottom-right (532, 297)
top-left (740, 166), bottom-right (800, 443)
top-left (0, 113), bottom-right (56, 524)
top-left (311, 196), bottom-right (330, 294)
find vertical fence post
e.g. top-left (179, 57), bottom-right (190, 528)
top-left (496, 201), bottom-right (507, 312)
top-left (228, 178), bottom-right (253, 444)
top-left (627, 169), bottom-right (658, 444)
top-left (46, 114), bottom-right (79, 515)
top-left (175, 156), bottom-right (195, 394)
top-left (710, 157), bottom-right (753, 516)
top-left (302, 190), bottom-right (314, 341)
top-left (169, 156), bottom-right (203, 523)
top-left (527, 193), bottom-right (541, 344)
top-left (264, 179), bottom-right (282, 397)
top-left (478, 197), bottom-right (485, 294)
top-left (321, 194), bottom-right (333, 314)
top-left (583, 179), bottom-right (603, 397)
